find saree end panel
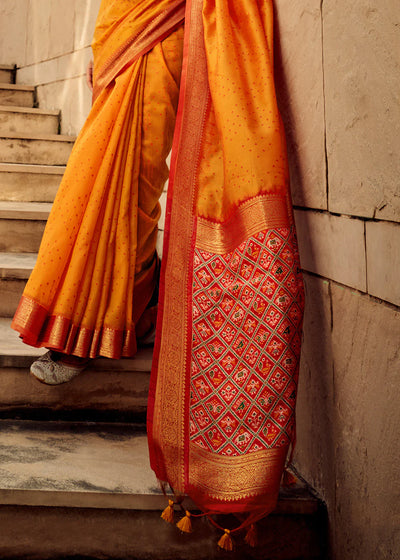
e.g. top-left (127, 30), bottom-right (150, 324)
top-left (148, 0), bottom-right (305, 521)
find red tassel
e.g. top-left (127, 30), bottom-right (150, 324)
top-left (176, 511), bottom-right (193, 533)
top-left (218, 529), bottom-right (234, 551)
top-left (282, 468), bottom-right (297, 487)
top-left (244, 524), bottom-right (258, 548)
top-left (161, 499), bottom-right (175, 524)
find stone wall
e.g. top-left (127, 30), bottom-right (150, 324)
top-left (274, 1), bottom-right (400, 559)
top-left (0, 0), bottom-right (101, 135)
top-left (1, 1), bottom-right (399, 558)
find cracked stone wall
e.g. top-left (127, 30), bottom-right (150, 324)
top-left (275, 1), bottom-right (400, 559)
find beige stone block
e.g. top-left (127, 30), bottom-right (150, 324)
top-left (74, 0), bottom-right (102, 50)
top-left (36, 78), bottom-right (92, 135)
top-left (0, 366), bottom-right (149, 415)
top-left (294, 275), bottom-right (336, 513)
top-left (59, 48), bottom-right (92, 82)
top-left (366, 220), bottom-right (400, 306)
top-left (0, 107), bottom-right (59, 135)
top-left (0, 134), bottom-right (74, 166)
top-left (25, 0), bottom-right (52, 65)
top-left (324, 1), bottom-right (400, 222)
top-left (0, 86), bottom-right (35, 108)
top-left (0, 65), bottom-right (15, 84)
top-left (0, 218), bottom-right (45, 253)
top-left (19, 49), bottom-right (92, 87)
top-left (0, 252), bottom-right (36, 280)
top-left (0, 0), bottom-right (29, 67)
top-left (48, 0), bottom-right (75, 59)
top-left (17, 57), bottom-right (58, 87)
top-left (294, 209), bottom-right (366, 291)
top-left (0, 164), bottom-right (63, 202)
top-left (274, 0), bottom-right (326, 209)
top-left (331, 284), bottom-right (400, 560)
top-left (0, 278), bottom-right (24, 316)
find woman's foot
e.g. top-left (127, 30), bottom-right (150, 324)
top-left (30, 351), bottom-right (89, 385)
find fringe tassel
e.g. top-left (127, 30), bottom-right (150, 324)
top-left (218, 529), bottom-right (234, 551)
top-left (244, 524), bottom-right (258, 548)
top-left (161, 499), bottom-right (175, 524)
top-left (282, 468), bottom-right (297, 487)
top-left (176, 511), bottom-right (193, 533)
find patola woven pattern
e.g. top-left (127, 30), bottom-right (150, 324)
top-left (190, 227), bottom-right (304, 456)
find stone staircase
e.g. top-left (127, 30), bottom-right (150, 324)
top-left (0, 64), bottom-right (328, 559)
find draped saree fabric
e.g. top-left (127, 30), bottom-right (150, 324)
top-left (11, 0), bottom-right (304, 535)
top-left (147, 0), bottom-right (304, 527)
top-left (11, 0), bottom-right (186, 359)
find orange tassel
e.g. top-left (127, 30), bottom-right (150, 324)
top-left (282, 468), bottom-right (297, 487)
top-left (176, 511), bottom-right (193, 533)
top-left (244, 524), bottom-right (258, 548)
top-left (218, 529), bottom-right (234, 551)
top-left (161, 499), bottom-right (175, 524)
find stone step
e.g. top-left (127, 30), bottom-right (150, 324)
top-left (0, 131), bottom-right (75, 166)
top-left (0, 105), bottom-right (60, 135)
top-left (0, 83), bottom-right (35, 107)
top-left (0, 64), bottom-right (16, 84)
top-left (0, 252), bottom-right (36, 316)
top-left (0, 163), bottom-right (64, 202)
top-left (0, 201), bottom-right (51, 253)
top-left (0, 317), bottom-right (153, 422)
top-left (0, 419), bottom-right (325, 559)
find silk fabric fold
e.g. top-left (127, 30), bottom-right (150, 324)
top-left (12, 1), bottom-right (185, 358)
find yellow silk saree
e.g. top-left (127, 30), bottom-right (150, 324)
top-left (12, 0), bottom-right (304, 546)
top-left (12, 0), bottom-right (185, 358)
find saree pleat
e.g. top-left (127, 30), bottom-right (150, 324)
top-left (12, 4), bottom-right (185, 359)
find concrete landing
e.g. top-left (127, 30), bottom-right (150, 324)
top-left (0, 420), bottom-right (161, 510)
top-left (0, 420), bottom-right (326, 560)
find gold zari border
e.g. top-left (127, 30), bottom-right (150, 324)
top-left (196, 194), bottom-right (291, 254)
top-left (189, 443), bottom-right (288, 501)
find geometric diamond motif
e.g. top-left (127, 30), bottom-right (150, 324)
top-left (190, 227), bottom-right (304, 455)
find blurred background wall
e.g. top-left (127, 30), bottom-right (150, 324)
top-left (1, 1), bottom-right (399, 558)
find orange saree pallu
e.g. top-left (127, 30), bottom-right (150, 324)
top-left (147, 0), bottom-right (304, 544)
top-left (11, 0), bottom-right (185, 358)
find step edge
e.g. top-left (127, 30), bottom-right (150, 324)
top-left (0, 104), bottom-right (59, 116)
top-left (0, 488), bottom-right (170, 511)
top-left (0, 83), bottom-right (35, 92)
top-left (0, 487), bottom-right (319, 514)
top-left (0, 202), bottom-right (52, 220)
top-left (0, 251), bottom-right (38, 276)
top-left (0, 163), bottom-right (65, 174)
top-left (0, 131), bottom-right (75, 142)
top-left (0, 355), bottom-right (154, 372)
top-left (0, 267), bottom-right (32, 279)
